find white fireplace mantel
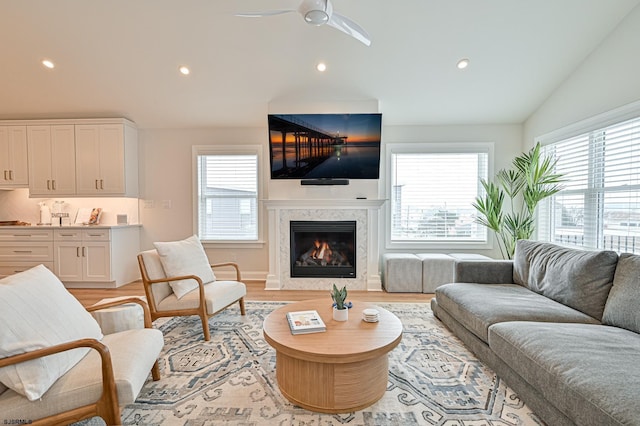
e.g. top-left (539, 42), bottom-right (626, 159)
top-left (264, 199), bottom-right (386, 291)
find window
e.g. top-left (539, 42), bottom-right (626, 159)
top-left (194, 146), bottom-right (261, 241)
top-left (387, 143), bottom-right (491, 247)
top-left (539, 116), bottom-right (640, 254)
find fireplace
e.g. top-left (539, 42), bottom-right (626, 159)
top-left (290, 220), bottom-right (356, 278)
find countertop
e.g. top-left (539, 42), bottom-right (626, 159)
top-left (0, 224), bottom-right (141, 229)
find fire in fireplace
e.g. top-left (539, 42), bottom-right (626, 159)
top-left (290, 220), bottom-right (356, 278)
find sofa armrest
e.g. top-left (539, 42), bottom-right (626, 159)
top-left (454, 260), bottom-right (514, 284)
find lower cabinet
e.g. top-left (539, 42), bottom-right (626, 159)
top-left (54, 232), bottom-right (111, 282)
top-left (0, 226), bottom-right (139, 288)
top-left (53, 227), bottom-right (139, 288)
top-left (0, 229), bottom-right (54, 278)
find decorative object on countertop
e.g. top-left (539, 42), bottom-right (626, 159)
top-left (88, 208), bottom-right (102, 225)
top-left (0, 221), bottom-right (31, 226)
top-left (38, 201), bottom-right (52, 225)
top-left (331, 283), bottom-right (349, 321)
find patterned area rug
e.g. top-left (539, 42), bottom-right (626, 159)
top-left (113, 302), bottom-right (544, 425)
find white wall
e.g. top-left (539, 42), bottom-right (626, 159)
top-left (138, 123), bottom-right (522, 273)
top-left (524, 4), bottom-right (640, 144)
top-left (138, 127), bottom-right (270, 279)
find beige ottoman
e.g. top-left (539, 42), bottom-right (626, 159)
top-left (416, 253), bottom-right (456, 293)
top-left (381, 253), bottom-right (422, 292)
top-left (90, 296), bottom-right (146, 334)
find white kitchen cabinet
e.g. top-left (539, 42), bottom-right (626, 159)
top-left (54, 229), bottom-right (111, 283)
top-left (0, 125), bottom-right (29, 187)
top-left (27, 125), bottom-right (76, 196)
top-left (75, 123), bottom-right (138, 196)
top-left (53, 226), bottom-right (139, 288)
top-left (0, 229), bottom-right (54, 278)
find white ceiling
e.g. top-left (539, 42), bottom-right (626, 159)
top-left (1, 0), bottom-right (639, 129)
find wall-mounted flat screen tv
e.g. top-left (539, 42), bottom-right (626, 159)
top-left (268, 113), bottom-right (382, 180)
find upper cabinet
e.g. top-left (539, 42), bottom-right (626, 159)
top-left (75, 123), bottom-right (138, 197)
top-left (27, 125), bottom-right (76, 196)
top-left (0, 126), bottom-right (29, 188)
top-left (4, 117), bottom-right (139, 198)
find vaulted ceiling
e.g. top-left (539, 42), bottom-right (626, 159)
top-left (1, 0), bottom-right (638, 128)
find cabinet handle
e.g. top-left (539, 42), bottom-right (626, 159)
top-left (100, 179), bottom-right (104, 189)
top-left (3, 170), bottom-right (6, 180)
top-left (60, 233), bottom-right (74, 237)
top-left (95, 179), bottom-right (99, 190)
top-left (8, 170), bottom-right (13, 180)
top-left (52, 179), bottom-right (56, 190)
top-left (47, 180), bottom-right (51, 190)
top-left (76, 247), bottom-right (80, 257)
top-left (82, 246), bottom-right (86, 257)
top-left (13, 234), bottom-right (30, 237)
top-left (13, 250), bottom-right (33, 253)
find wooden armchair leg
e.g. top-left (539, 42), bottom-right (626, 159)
top-left (239, 297), bottom-right (246, 315)
top-left (200, 313), bottom-right (211, 341)
top-left (151, 360), bottom-right (161, 381)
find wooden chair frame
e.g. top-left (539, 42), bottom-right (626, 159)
top-left (137, 255), bottom-right (246, 341)
top-left (0, 297), bottom-right (161, 426)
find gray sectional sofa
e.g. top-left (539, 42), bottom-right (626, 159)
top-left (431, 239), bottom-right (640, 426)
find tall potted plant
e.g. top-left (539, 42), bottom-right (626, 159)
top-left (473, 143), bottom-right (564, 259)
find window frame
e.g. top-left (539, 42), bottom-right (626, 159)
top-left (536, 100), bottom-right (640, 253)
top-left (192, 144), bottom-right (265, 248)
top-left (384, 142), bottom-right (494, 250)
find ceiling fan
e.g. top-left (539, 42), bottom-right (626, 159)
top-left (236, 0), bottom-right (371, 46)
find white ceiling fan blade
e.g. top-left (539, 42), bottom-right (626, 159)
top-left (327, 12), bottom-right (371, 46)
top-left (235, 10), bottom-right (295, 18)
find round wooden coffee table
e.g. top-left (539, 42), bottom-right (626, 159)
top-left (263, 299), bottom-right (403, 413)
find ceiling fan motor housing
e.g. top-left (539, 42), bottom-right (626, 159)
top-left (300, 0), bottom-right (332, 25)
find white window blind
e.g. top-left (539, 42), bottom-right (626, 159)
top-left (390, 150), bottom-right (489, 242)
top-left (196, 153), bottom-right (258, 241)
top-left (539, 116), bottom-right (640, 253)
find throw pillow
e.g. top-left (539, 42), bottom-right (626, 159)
top-left (154, 235), bottom-right (216, 299)
top-left (512, 239), bottom-right (618, 320)
top-left (602, 253), bottom-right (640, 333)
top-left (0, 265), bottom-right (103, 401)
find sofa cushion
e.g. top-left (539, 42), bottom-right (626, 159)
top-left (602, 253), bottom-right (640, 333)
top-left (435, 282), bottom-right (598, 342)
top-left (0, 328), bottom-right (163, 423)
top-left (489, 322), bottom-right (640, 426)
top-left (154, 235), bottom-right (216, 299)
top-left (0, 265), bottom-right (103, 401)
top-left (512, 239), bottom-right (618, 320)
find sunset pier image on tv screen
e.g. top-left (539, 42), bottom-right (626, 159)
top-left (268, 113), bottom-right (382, 180)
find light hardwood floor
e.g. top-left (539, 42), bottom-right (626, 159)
top-left (69, 280), bottom-right (433, 307)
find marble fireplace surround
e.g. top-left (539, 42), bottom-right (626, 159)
top-left (264, 199), bottom-right (386, 291)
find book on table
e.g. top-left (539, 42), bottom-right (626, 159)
top-left (286, 310), bottom-right (327, 335)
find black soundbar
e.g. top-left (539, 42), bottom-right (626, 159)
top-left (300, 178), bottom-right (350, 186)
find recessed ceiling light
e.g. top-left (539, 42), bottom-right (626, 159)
top-left (42, 59), bottom-right (55, 69)
top-left (457, 58), bottom-right (470, 70)
top-left (316, 62), bottom-right (327, 72)
top-left (179, 66), bottom-right (190, 75)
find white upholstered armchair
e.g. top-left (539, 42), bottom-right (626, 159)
top-left (0, 265), bottom-right (163, 426)
top-left (137, 235), bottom-right (247, 341)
